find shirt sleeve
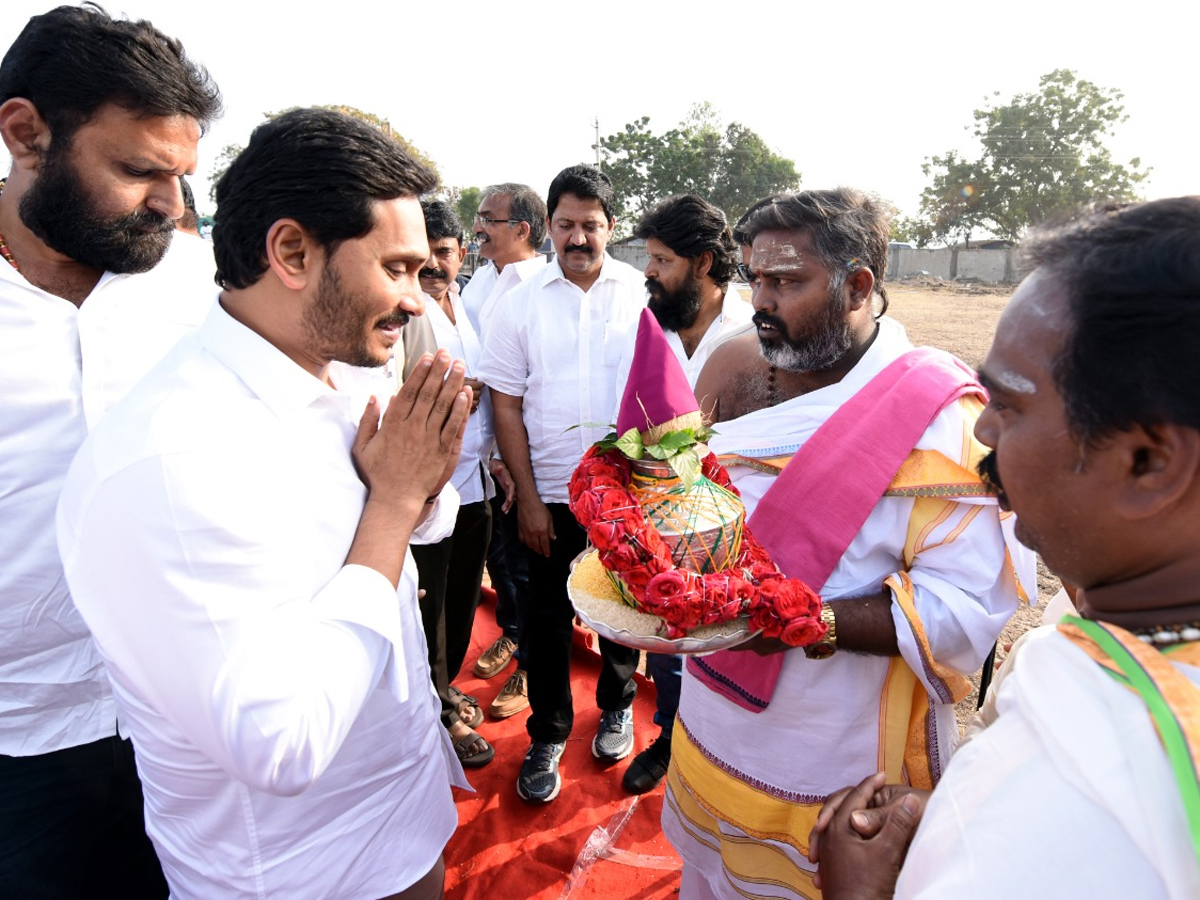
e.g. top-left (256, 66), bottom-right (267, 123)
top-left (475, 290), bottom-right (528, 397)
top-left (883, 399), bottom-right (1027, 703)
top-left (59, 452), bottom-right (412, 797)
top-left (409, 482), bottom-right (460, 546)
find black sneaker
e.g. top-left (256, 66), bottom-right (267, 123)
top-left (516, 740), bottom-right (565, 802)
top-left (592, 708), bottom-right (635, 761)
top-left (622, 734), bottom-right (672, 794)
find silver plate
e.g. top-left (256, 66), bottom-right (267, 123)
top-left (567, 550), bottom-right (757, 655)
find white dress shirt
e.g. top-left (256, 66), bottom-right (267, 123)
top-left (459, 254), bottom-right (547, 339)
top-left (423, 291), bottom-right (494, 505)
top-left (614, 283), bottom-right (754, 402)
top-left (0, 234), bottom-right (216, 756)
top-left (57, 302), bottom-right (467, 899)
top-left (476, 254), bottom-right (647, 503)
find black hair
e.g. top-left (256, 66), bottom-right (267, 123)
top-left (421, 199), bottom-right (462, 245)
top-left (733, 194), bottom-right (787, 247)
top-left (635, 194), bottom-right (739, 289)
top-left (1020, 197), bottom-right (1200, 445)
top-left (0, 4), bottom-right (221, 144)
top-left (213, 107), bottom-right (437, 289)
top-left (546, 164), bottom-right (616, 221)
top-left (742, 188), bottom-right (891, 314)
top-left (482, 182), bottom-right (547, 250)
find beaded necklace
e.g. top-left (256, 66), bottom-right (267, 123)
top-left (1129, 620), bottom-right (1200, 649)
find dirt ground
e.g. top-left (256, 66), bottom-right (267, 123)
top-left (885, 276), bottom-right (1055, 725)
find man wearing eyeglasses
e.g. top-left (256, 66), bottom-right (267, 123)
top-left (461, 183), bottom-right (547, 337)
top-left (460, 184), bottom-right (547, 721)
top-left (477, 165), bottom-right (647, 804)
top-left (663, 189), bottom-right (1033, 899)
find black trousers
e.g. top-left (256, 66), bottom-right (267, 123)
top-left (524, 503), bottom-right (638, 744)
top-left (413, 499), bottom-right (492, 728)
top-left (0, 734), bottom-right (168, 898)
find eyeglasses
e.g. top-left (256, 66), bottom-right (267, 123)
top-left (474, 214), bottom-right (521, 227)
top-left (735, 263), bottom-right (757, 283)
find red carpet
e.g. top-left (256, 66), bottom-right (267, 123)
top-left (444, 589), bottom-right (682, 899)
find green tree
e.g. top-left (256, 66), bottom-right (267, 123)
top-left (453, 186), bottom-right (482, 232)
top-left (600, 103), bottom-right (800, 234)
top-left (207, 105), bottom-right (440, 204)
top-left (914, 69), bottom-right (1147, 246)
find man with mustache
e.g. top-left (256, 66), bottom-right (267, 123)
top-left (611, 194), bottom-right (752, 795)
top-left (407, 199), bottom-right (496, 768)
top-left (57, 108), bottom-right (471, 900)
top-left (664, 189), bottom-right (1034, 898)
top-left (811, 196), bottom-right (1200, 900)
top-left (477, 164), bottom-right (647, 803)
top-left (0, 6), bottom-right (221, 894)
top-left (459, 183), bottom-right (548, 720)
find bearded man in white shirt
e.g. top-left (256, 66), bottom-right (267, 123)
top-left (58, 108), bottom-right (472, 900)
top-left (461, 183), bottom-right (548, 718)
top-left (477, 164), bottom-right (647, 803)
top-left (0, 6), bottom-right (221, 896)
top-left (664, 190), bottom-right (1032, 899)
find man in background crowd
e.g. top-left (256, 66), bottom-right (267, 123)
top-left (410, 199), bottom-right (496, 768)
top-left (613, 193), bottom-right (751, 795)
top-left (478, 164), bottom-right (647, 803)
top-left (461, 183), bottom-right (548, 720)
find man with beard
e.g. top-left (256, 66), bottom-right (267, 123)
top-left (0, 6), bottom-right (221, 895)
top-left (459, 183), bottom-right (548, 720)
top-left (664, 189), bottom-right (1034, 899)
top-left (477, 164), bottom-right (647, 803)
top-left (612, 194), bottom-right (751, 795)
top-left (811, 197), bottom-right (1200, 900)
top-left (57, 108), bottom-right (471, 900)
top-left (407, 200), bottom-right (496, 768)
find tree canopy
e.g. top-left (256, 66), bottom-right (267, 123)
top-left (600, 104), bottom-right (800, 234)
top-left (206, 104), bottom-right (440, 204)
top-left (912, 69), bottom-right (1147, 246)
top-left (452, 186), bottom-right (482, 233)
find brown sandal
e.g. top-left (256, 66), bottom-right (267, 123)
top-left (453, 728), bottom-right (494, 768)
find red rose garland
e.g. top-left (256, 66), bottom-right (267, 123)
top-left (568, 446), bottom-right (826, 645)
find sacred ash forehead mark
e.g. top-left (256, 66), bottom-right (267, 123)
top-left (992, 369), bottom-right (1037, 395)
top-left (752, 235), bottom-right (805, 272)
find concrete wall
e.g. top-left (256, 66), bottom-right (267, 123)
top-left (609, 243), bottom-right (650, 271)
top-left (955, 249), bottom-right (1013, 282)
top-left (611, 241), bottom-right (1018, 285)
top-left (888, 245), bottom-right (1018, 284)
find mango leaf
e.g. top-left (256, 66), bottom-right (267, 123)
top-left (643, 442), bottom-right (673, 460)
top-left (613, 428), bottom-right (645, 460)
top-left (668, 448), bottom-right (702, 488)
top-left (654, 429), bottom-right (698, 454)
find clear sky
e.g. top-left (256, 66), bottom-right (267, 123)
top-left (2, 0), bottom-right (1194, 222)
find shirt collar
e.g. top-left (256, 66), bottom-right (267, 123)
top-left (198, 299), bottom-right (344, 417)
top-left (541, 252), bottom-right (617, 290)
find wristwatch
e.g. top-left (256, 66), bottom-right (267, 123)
top-left (803, 602), bottom-right (838, 660)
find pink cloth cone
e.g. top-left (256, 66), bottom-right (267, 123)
top-left (616, 308), bottom-right (700, 436)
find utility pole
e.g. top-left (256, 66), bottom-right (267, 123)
top-left (591, 116), bottom-right (602, 169)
